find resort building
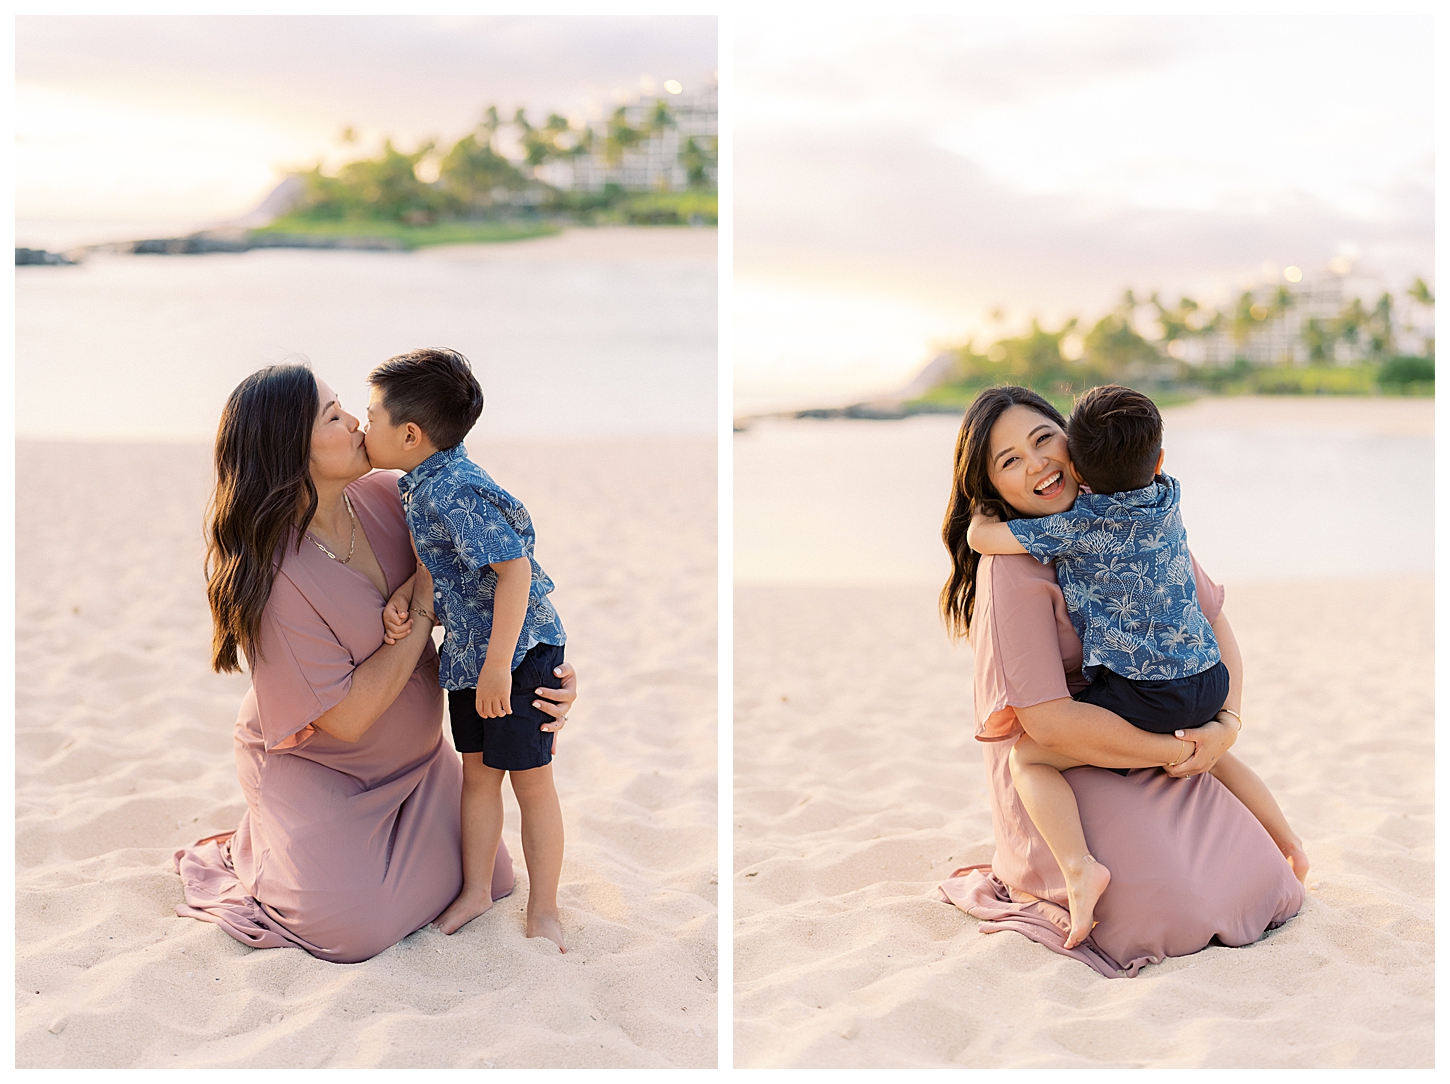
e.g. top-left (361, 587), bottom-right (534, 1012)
top-left (539, 81), bottom-right (717, 193)
top-left (1181, 265), bottom-right (1424, 366)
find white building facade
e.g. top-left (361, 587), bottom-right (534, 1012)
top-left (543, 82), bottom-right (717, 193)
top-left (1180, 269), bottom-right (1429, 366)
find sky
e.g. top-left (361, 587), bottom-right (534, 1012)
top-left (16, 14), bottom-right (717, 238)
top-left (733, 4), bottom-right (1435, 413)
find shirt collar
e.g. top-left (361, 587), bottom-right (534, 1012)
top-left (398, 442), bottom-right (468, 497)
top-left (1081, 473), bottom-right (1176, 509)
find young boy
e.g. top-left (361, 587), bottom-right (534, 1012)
top-left (363, 347), bottom-right (569, 952)
top-left (968, 384), bottom-right (1307, 950)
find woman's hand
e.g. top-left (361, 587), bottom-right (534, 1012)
top-left (533, 661), bottom-right (577, 755)
top-left (1163, 716), bottom-right (1236, 777)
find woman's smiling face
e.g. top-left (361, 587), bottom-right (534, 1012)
top-left (986, 404), bottom-right (1079, 517)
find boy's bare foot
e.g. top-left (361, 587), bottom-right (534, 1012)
top-left (1063, 856), bottom-right (1111, 950)
top-left (526, 910), bottom-right (566, 953)
top-left (434, 890), bottom-right (493, 935)
top-left (1284, 843), bottom-right (1310, 884)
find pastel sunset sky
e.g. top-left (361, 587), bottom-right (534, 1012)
top-left (734, 4), bottom-right (1434, 410)
top-left (16, 14), bottom-right (716, 237)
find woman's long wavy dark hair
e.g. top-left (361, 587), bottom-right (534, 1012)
top-left (940, 385), bottom-right (1068, 640)
top-left (206, 365), bottom-right (320, 672)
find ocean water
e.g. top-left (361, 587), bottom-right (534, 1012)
top-left (16, 230), bottom-right (717, 442)
top-left (734, 400), bottom-right (1433, 585)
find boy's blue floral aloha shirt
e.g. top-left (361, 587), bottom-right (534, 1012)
top-left (1006, 473), bottom-right (1220, 683)
top-left (395, 444), bottom-right (565, 691)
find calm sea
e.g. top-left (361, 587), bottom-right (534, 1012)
top-left (735, 399), bottom-right (1433, 585)
top-left (16, 228), bottom-right (716, 442)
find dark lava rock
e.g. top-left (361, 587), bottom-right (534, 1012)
top-left (16, 248), bottom-right (77, 266)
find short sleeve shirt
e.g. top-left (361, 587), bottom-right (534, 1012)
top-left (1005, 473), bottom-right (1219, 682)
top-left (396, 444), bottom-right (566, 691)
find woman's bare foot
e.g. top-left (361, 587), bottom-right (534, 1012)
top-left (1063, 856), bottom-right (1111, 949)
top-left (434, 889), bottom-right (494, 935)
top-left (526, 909), bottom-right (566, 953)
top-left (1284, 842), bottom-right (1310, 884)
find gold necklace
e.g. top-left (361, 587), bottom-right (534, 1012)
top-left (306, 492), bottom-right (357, 564)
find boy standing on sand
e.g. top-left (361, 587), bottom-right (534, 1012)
top-left (364, 347), bottom-right (569, 952)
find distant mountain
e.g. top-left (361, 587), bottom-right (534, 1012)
top-left (219, 175), bottom-right (307, 229)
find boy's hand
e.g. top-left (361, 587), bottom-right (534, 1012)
top-left (970, 510), bottom-right (1001, 529)
top-left (475, 664), bottom-right (512, 718)
top-left (382, 583), bottom-right (414, 645)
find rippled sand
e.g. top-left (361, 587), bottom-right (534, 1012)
top-left (733, 576), bottom-right (1432, 1068)
top-left (16, 438), bottom-right (717, 1069)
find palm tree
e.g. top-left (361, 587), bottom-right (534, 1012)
top-left (1366, 292), bottom-right (1395, 359)
top-left (515, 109), bottom-right (574, 171)
top-left (1333, 297), bottom-right (1369, 357)
top-left (679, 136), bottom-right (716, 188)
top-left (1301, 317), bottom-right (1334, 363)
top-left (602, 107), bottom-right (644, 167)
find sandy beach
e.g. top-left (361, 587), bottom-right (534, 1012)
top-left (733, 398), bottom-right (1433, 1068)
top-left (16, 436), bottom-right (717, 1069)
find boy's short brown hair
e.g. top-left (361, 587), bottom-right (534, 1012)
top-left (1066, 384), bottom-right (1163, 494)
top-left (368, 347), bottom-right (483, 450)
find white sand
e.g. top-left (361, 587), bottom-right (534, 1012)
top-left (734, 577), bottom-right (1432, 1061)
top-left (421, 224), bottom-right (718, 264)
top-left (16, 437), bottom-right (717, 1069)
top-left (734, 580), bottom-right (1433, 1067)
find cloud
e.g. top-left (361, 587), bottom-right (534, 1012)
top-left (17, 14), bottom-right (717, 137)
top-left (738, 11), bottom-right (1209, 124)
top-left (737, 128), bottom-right (1432, 324)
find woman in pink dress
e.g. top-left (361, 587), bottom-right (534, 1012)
top-left (936, 386), bottom-right (1303, 977)
top-left (174, 364), bottom-right (576, 964)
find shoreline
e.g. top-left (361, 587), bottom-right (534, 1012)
top-left (17, 221), bottom-right (718, 265)
top-left (732, 387), bottom-right (1433, 431)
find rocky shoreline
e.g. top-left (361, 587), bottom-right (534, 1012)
top-left (15, 228), bottom-right (408, 266)
top-left (733, 399), bottom-right (963, 432)
top-left (16, 247), bottom-right (79, 266)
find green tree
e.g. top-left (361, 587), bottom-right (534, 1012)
top-left (1301, 317), bottom-right (1334, 363)
top-left (1366, 292), bottom-right (1395, 359)
top-left (602, 106), bottom-right (645, 167)
top-left (295, 139), bottom-right (438, 223)
top-left (680, 135), bottom-right (717, 188)
top-left (515, 109), bottom-right (577, 169)
top-left (1082, 309), bottom-right (1162, 381)
top-left (1333, 297), bottom-right (1369, 355)
top-left (437, 122), bottom-right (531, 216)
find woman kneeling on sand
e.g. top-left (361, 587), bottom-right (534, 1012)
top-left (174, 364), bottom-right (576, 963)
top-left (936, 386), bottom-right (1303, 977)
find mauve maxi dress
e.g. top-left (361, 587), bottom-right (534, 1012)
top-left (175, 470), bottom-right (513, 964)
top-left (938, 553), bottom-right (1304, 977)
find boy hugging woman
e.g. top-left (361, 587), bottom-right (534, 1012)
top-left (967, 384), bottom-right (1308, 949)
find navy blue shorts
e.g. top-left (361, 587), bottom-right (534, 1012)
top-left (447, 642), bottom-right (565, 771)
top-left (1073, 661), bottom-right (1229, 735)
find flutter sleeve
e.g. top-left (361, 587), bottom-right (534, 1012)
top-left (969, 554), bottom-right (1074, 742)
top-left (439, 488), bottom-right (527, 570)
top-left (249, 571), bottom-right (355, 752)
